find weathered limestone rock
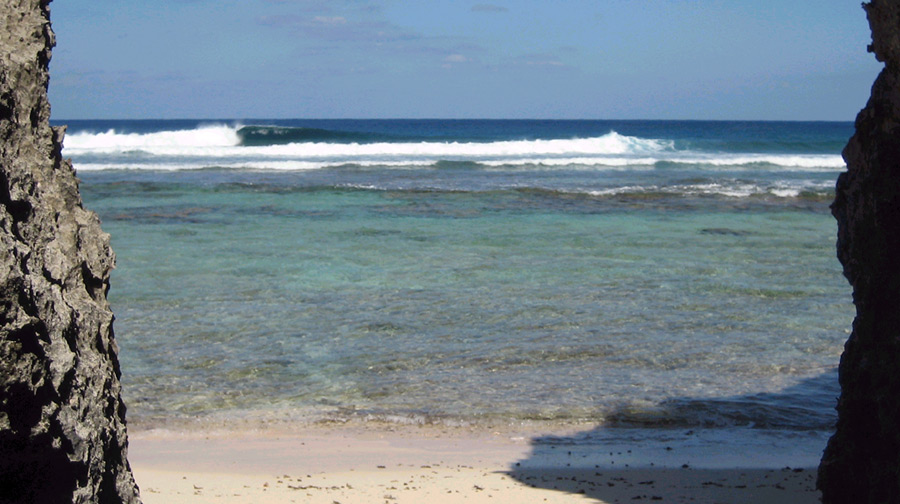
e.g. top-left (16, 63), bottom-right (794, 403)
top-left (818, 0), bottom-right (900, 502)
top-left (0, 0), bottom-right (141, 502)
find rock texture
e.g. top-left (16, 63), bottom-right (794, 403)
top-left (818, 1), bottom-right (900, 502)
top-left (0, 1), bottom-right (141, 502)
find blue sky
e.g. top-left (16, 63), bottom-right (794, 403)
top-left (48, 0), bottom-right (881, 120)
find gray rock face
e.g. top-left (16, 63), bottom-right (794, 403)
top-left (818, 0), bottom-right (900, 502)
top-left (0, 1), bottom-right (141, 502)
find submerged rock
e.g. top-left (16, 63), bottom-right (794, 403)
top-left (0, 1), bottom-right (140, 502)
top-left (819, 0), bottom-right (900, 502)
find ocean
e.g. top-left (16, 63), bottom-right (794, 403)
top-left (57, 119), bottom-right (852, 454)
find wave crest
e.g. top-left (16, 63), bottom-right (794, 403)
top-left (65, 123), bottom-right (242, 149)
top-left (61, 124), bottom-right (845, 172)
top-left (65, 125), bottom-right (671, 155)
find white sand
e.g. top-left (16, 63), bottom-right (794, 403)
top-left (128, 425), bottom-right (821, 503)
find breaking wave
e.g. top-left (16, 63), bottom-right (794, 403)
top-left (63, 124), bottom-right (844, 172)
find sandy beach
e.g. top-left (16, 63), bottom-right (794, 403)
top-left (128, 424), bottom-right (821, 504)
top-left (62, 117), bottom-right (848, 504)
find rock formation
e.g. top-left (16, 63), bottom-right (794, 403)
top-left (818, 0), bottom-right (900, 502)
top-left (0, 0), bottom-right (141, 502)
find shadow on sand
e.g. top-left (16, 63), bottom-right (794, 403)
top-left (505, 372), bottom-right (836, 503)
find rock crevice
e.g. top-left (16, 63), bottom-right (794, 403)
top-left (818, 0), bottom-right (900, 502)
top-left (0, 1), bottom-right (140, 502)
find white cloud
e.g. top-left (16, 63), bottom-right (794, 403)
top-left (471, 4), bottom-right (508, 13)
top-left (444, 54), bottom-right (468, 63)
top-left (313, 16), bottom-right (347, 25)
top-left (525, 59), bottom-right (564, 67)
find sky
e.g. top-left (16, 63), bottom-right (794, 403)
top-left (48, 0), bottom-right (882, 121)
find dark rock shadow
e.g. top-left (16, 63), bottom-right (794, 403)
top-left (506, 371), bottom-right (836, 502)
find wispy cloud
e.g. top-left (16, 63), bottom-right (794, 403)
top-left (260, 0), bottom-right (329, 10)
top-left (524, 59), bottom-right (565, 67)
top-left (471, 4), bottom-right (508, 13)
top-left (259, 0), bottom-right (383, 16)
top-left (258, 15), bottom-right (420, 43)
top-left (513, 52), bottom-right (568, 68)
top-left (313, 16), bottom-right (347, 25)
top-left (256, 2), bottom-right (495, 74)
top-left (441, 53), bottom-right (471, 69)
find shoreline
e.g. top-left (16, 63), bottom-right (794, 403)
top-left (128, 423), bottom-right (824, 503)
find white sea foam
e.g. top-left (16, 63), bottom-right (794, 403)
top-left (62, 125), bottom-right (846, 172)
top-left (586, 184), bottom-right (768, 198)
top-left (666, 154), bottom-right (845, 170)
top-left (73, 161), bottom-right (338, 172)
top-left (584, 180), bottom-right (832, 198)
top-left (65, 128), bottom-right (670, 157)
top-left (65, 124), bottom-right (241, 149)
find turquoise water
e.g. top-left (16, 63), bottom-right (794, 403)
top-left (64, 120), bottom-right (852, 433)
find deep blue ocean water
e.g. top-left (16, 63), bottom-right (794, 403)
top-left (56, 119), bottom-right (853, 441)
